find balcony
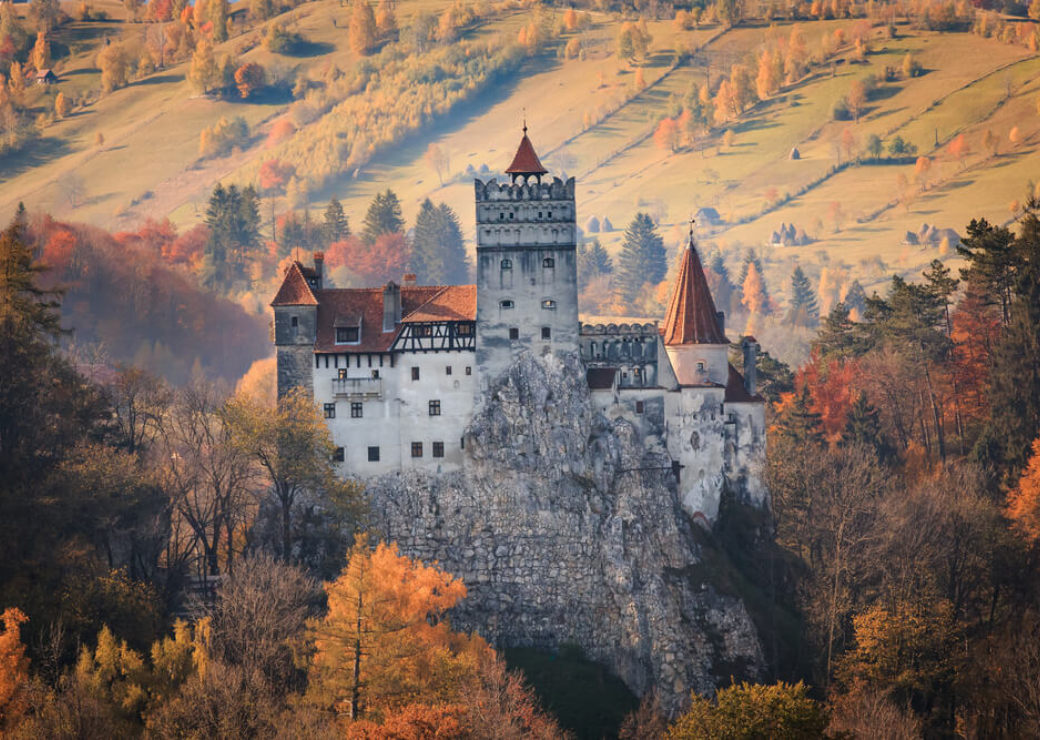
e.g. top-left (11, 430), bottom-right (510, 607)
top-left (332, 377), bottom-right (383, 399)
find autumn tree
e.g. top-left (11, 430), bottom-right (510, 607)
top-left (742, 261), bottom-right (768, 332)
top-left (224, 388), bottom-right (363, 567)
top-left (614, 213), bottom-right (666, 305)
top-left (54, 91), bottom-right (70, 118)
top-left (411, 199), bottom-right (468, 285)
top-left (948, 133), bottom-right (969, 169)
top-left (653, 117), bottom-right (681, 153)
top-left (349, 1), bottom-right (378, 56)
top-left (0, 608), bottom-right (29, 733)
top-left (361, 189), bottom-right (404, 245)
top-left (188, 40), bottom-right (221, 94)
top-left (31, 31), bottom-right (50, 71)
top-left (847, 79), bottom-right (867, 121)
top-left (616, 20), bottom-right (652, 62)
top-left (28, 0), bottom-right (60, 32)
top-left (234, 62), bottom-right (266, 99)
top-left (902, 52), bottom-right (921, 78)
top-left (98, 42), bottom-right (128, 94)
top-left (668, 682), bottom-right (829, 739)
top-left (375, 0), bottom-right (396, 39)
top-left (309, 537), bottom-right (488, 719)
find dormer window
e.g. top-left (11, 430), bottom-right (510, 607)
top-left (336, 326), bottom-right (360, 344)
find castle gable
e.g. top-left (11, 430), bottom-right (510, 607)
top-left (270, 262), bottom-right (318, 307)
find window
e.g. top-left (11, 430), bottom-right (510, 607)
top-left (411, 442), bottom-right (423, 458)
top-left (461, 436), bottom-right (466, 450)
top-left (501, 259), bottom-right (512, 270)
top-left (541, 327), bottom-right (551, 340)
top-left (338, 368), bottom-right (348, 380)
top-left (542, 299), bottom-right (556, 309)
top-left (542, 257), bottom-right (555, 268)
top-left (336, 326), bottom-right (360, 344)
top-left (429, 400), bottom-right (441, 416)
top-left (323, 403), bottom-right (335, 419)
top-left (368, 446), bottom-right (380, 462)
top-left (351, 402), bottom-right (363, 418)
top-left (433, 442), bottom-right (444, 458)
top-left (499, 212), bottom-right (505, 220)
top-left (465, 366), bottom-right (472, 376)
top-left (696, 362), bottom-right (705, 372)
top-left (446, 366), bottom-right (452, 375)
top-left (371, 369), bottom-right (380, 379)
top-left (291, 316), bottom-right (299, 328)
top-left (538, 211), bottom-right (543, 218)
top-left (458, 323), bottom-right (473, 335)
top-left (509, 328), bottom-right (519, 340)
top-left (332, 447), bottom-right (345, 462)
top-left (418, 325), bottom-right (433, 337)
top-left (500, 300), bottom-right (514, 309)
top-left (411, 367), bottom-right (420, 381)
top-left (635, 401), bottom-right (645, 415)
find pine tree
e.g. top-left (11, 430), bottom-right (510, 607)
top-left (841, 392), bottom-right (895, 464)
top-left (322, 197), bottom-right (350, 245)
top-left (411, 200), bottom-right (468, 285)
top-left (203, 183), bottom-right (261, 289)
top-left (577, 238), bottom-right (614, 290)
top-left (776, 385), bottom-right (825, 446)
top-left (788, 266), bottom-right (818, 325)
top-left (614, 213), bottom-right (666, 304)
top-left (843, 279), bottom-right (867, 316)
top-left (361, 189), bottom-right (404, 245)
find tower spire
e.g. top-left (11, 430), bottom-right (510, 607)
top-left (662, 213), bottom-right (727, 346)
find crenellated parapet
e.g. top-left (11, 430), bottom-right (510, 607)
top-left (474, 177), bottom-right (576, 203)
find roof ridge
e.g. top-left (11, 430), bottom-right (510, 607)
top-left (401, 285), bottom-right (452, 321)
top-left (270, 262), bottom-right (319, 307)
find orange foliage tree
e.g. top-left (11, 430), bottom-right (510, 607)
top-left (325, 233), bottom-right (410, 286)
top-left (948, 133), bottom-right (969, 168)
top-left (0, 607), bottom-right (29, 733)
top-left (234, 62), bottom-right (266, 99)
top-left (1006, 436), bottom-right (1040, 543)
top-left (309, 537), bottom-right (488, 720)
top-left (259, 159), bottom-right (296, 193)
top-left (266, 118), bottom-right (296, 148)
top-left (653, 117), bottom-right (680, 152)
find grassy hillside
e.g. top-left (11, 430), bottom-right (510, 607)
top-left (3, 2), bottom-right (1039, 319)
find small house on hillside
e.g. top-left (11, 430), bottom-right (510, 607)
top-left (34, 69), bottom-right (57, 85)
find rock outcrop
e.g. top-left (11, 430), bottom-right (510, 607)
top-left (365, 352), bottom-right (765, 711)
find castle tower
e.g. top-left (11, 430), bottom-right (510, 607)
top-left (473, 126), bottom-right (580, 387)
top-left (662, 228), bottom-right (732, 523)
top-left (271, 261), bottom-right (319, 398)
top-left (661, 229), bottom-right (730, 387)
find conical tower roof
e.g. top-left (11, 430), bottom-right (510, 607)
top-left (505, 124), bottom-right (548, 176)
top-left (662, 229), bottom-right (728, 345)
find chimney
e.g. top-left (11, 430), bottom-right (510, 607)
top-left (313, 252), bottom-right (325, 290)
top-left (742, 336), bottom-right (759, 395)
top-left (402, 273), bottom-right (417, 287)
top-left (382, 281), bottom-right (401, 332)
top-left (716, 311), bottom-right (725, 337)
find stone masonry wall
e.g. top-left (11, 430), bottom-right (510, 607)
top-left (365, 352), bottom-right (764, 711)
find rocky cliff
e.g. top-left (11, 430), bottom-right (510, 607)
top-left (365, 352), bottom-right (764, 710)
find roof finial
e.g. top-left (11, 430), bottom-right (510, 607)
top-left (522, 107), bottom-right (527, 135)
top-left (688, 214), bottom-right (696, 248)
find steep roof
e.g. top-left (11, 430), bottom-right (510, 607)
top-left (402, 285), bottom-right (477, 323)
top-left (505, 127), bottom-right (548, 176)
top-left (661, 241), bottom-right (728, 346)
top-left (270, 262), bottom-right (318, 307)
top-left (725, 364), bottom-right (764, 403)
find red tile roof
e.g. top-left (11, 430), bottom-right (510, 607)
top-left (662, 243), bottom-right (728, 346)
top-left (402, 285), bottom-right (476, 323)
top-left (505, 129), bottom-right (548, 175)
top-left (270, 262), bottom-right (318, 306)
top-left (725, 364), bottom-right (763, 403)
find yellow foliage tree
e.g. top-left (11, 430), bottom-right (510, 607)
top-left (1009, 125), bottom-right (1022, 147)
top-left (742, 261), bottom-right (767, 335)
top-left (54, 91), bottom-right (70, 118)
top-left (309, 537), bottom-right (488, 720)
top-left (375, 0), bottom-right (396, 38)
top-left (31, 32), bottom-right (50, 71)
top-left (188, 40), bottom-right (220, 94)
top-left (1007, 436), bottom-right (1040, 543)
top-left (349, 1), bottom-right (378, 56)
top-left (0, 608), bottom-right (30, 733)
top-left (98, 42), bottom-right (128, 94)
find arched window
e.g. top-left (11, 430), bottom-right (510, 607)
top-left (541, 299), bottom-right (556, 309)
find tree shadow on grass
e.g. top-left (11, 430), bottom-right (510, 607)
top-left (283, 40), bottom-right (336, 58)
top-left (0, 136), bottom-right (72, 180)
top-left (135, 74), bottom-right (185, 86)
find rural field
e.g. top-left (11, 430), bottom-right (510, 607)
top-left (3, 0), bottom-right (1039, 311)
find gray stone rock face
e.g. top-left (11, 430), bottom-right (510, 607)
top-left (365, 351), bottom-right (764, 711)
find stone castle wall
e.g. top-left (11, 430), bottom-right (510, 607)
top-left (365, 352), bottom-right (765, 711)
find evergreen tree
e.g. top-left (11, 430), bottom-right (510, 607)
top-left (957, 218), bottom-right (1017, 327)
top-left (843, 279), bottom-right (867, 316)
top-left (775, 385), bottom-right (825, 446)
top-left (203, 183), bottom-right (261, 290)
top-left (280, 212), bottom-right (306, 257)
top-left (410, 200), bottom-right (468, 285)
top-left (362, 189), bottom-right (404, 245)
top-left (787, 266), bottom-right (818, 325)
top-left (577, 238), bottom-right (613, 290)
top-left (706, 252), bottom-right (734, 312)
top-left (322, 197), bottom-right (350, 245)
top-left (813, 303), bottom-right (863, 361)
top-left (614, 213), bottom-right (666, 304)
top-left (841, 392), bottom-right (895, 464)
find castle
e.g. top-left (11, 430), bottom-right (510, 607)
top-left (271, 129), bottom-right (767, 523)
